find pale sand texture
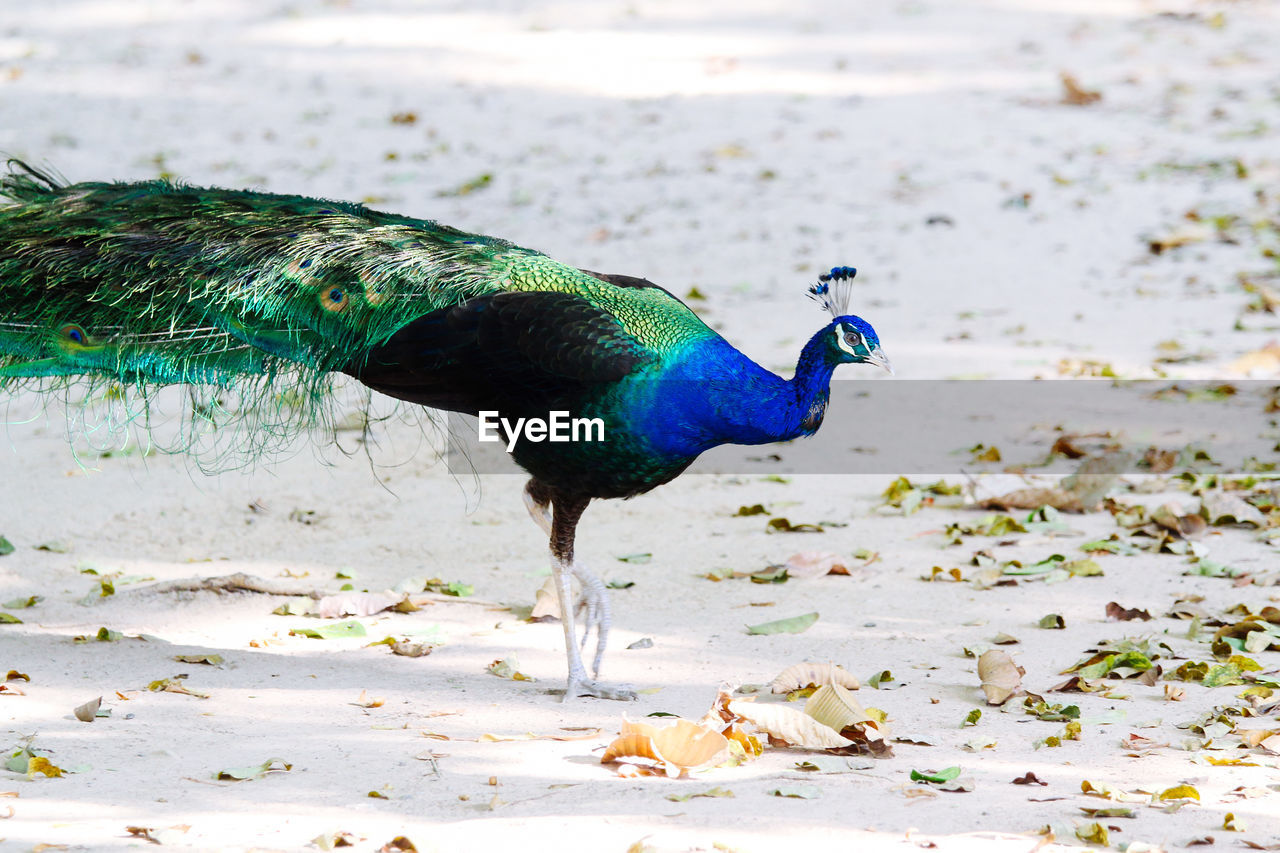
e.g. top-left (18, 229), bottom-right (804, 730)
top-left (1, 1), bottom-right (1279, 851)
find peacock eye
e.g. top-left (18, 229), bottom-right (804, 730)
top-left (844, 330), bottom-right (861, 347)
top-left (320, 286), bottom-right (349, 313)
top-left (59, 323), bottom-right (88, 345)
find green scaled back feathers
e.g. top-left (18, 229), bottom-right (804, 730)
top-left (0, 163), bottom-right (706, 461)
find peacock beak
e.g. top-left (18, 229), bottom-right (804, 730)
top-left (865, 346), bottom-right (894, 375)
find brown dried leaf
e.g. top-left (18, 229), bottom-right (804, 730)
top-left (723, 724), bottom-right (764, 758)
top-left (601, 733), bottom-right (664, 767)
top-left (979, 487), bottom-right (1082, 513)
top-left (1239, 729), bottom-right (1280, 750)
top-left (978, 650), bottom-right (1024, 705)
top-left (1230, 342), bottom-right (1280, 375)
top-left (771, 662), bottom-right (860, 693)
top-left (351, 690), bottom-right (383, 709)
top-left (1060, 72), bottom-right (1101, 105)
top-left (529, 576), bottom-right (560, 620)
top-left (1051, 435), bottom-right (1091, 458)
top-left (1152, 503), bottom-right (1207, 539)
top-left (726, 699), bottom-right (852, 749)
top-left (1143, 447), bottom-right (1178, 473)
top-left (147, 678), bottom-right (210, 699)
top-left (314, 591), bottom-right (408, 619)
top-left (1049, 675), bottom-right (1108, 693)
top-left (766, 517), bottom-right (823, 534)
top-left (390, 641), bottom-right (432, 658)
top-left (601, 718), bottom-right (729, 777)
top-left (783, 551), bottom-right (850, 580)
top-left (1106, 601), bottom-right (1152, 622)
top-left (982, 454), bottom-right (1128, 512)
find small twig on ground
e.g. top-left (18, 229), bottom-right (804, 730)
top-left (142, 572), bottom-right (325, 599)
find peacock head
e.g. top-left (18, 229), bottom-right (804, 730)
top-left (808, 266), bottom-right (892, 374)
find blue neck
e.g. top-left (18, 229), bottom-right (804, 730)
top-left (635, 325), bottom-right (838, 457)
top-left (785, 325), bottom-right (839, 434)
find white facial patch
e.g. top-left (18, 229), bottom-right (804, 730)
top-left (835, 324), bottom-right (861, 358)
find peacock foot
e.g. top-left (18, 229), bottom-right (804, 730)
top-left (563, 669), bottom-right (637, 702)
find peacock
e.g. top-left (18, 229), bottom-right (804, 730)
top-left (0, 160), bottom-right (890, 700)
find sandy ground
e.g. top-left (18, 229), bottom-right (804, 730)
top-left (2, 0), bottom-right (1280, 851)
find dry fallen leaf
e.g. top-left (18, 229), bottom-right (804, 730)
top-left (771, 662), bottom-right (860, 693)
top-left (479, 728), bottom-right (601, 743)
top-left (726, 698), bottom-right (852, 749)
top-left (804, 683), bottom-right (873, 733)
top-left (1106, 601), bottom-right (1152, 622)
top-left (1201, 491), bottom-right (1266, 528)
top-left (529, 576), bottom-right (560, 620)
top-left (390, 641), bottom-right (431, 658)
top-left (147, 678), bottom-right (210, 699)
top-left (977, 650), bottom-right (1024, 705)
top-left (1060, 72), bottom-right (1101, 105)
top-left (125, 827), bottom-right (158, 843)
top-left (351, 690), bottom-right (384, 709)
top-left (1229, 341), bottom-right (1280, 375)
top-left (980, 486), bottom-right (1084, 513)
top-left (314, 591), bottom-right (410, 619)
top-left (601, 717), bottom-right (729, 777)
top-left (1152, 503), bottom-right (1208, 539)
top-left (980, 454), bottom-right (1129, 512)
top-left (1148, 223), bottom-right (1216, 254)
top-left (487, 657), bottom-right (534, 682)
top-left (783, 551), bottom-right (851, 580)
top-left (73, 696), bottom-right (101, 723)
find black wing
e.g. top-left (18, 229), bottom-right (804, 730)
top-left (344, 290), bottom-right (652, 413)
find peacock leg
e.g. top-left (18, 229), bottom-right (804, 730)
top-left (570, 561), bottom-right (611, 678)
top-left (548, 491), bottom-right (636, 701)
top-left (529, 477), bottom-right (611, 675)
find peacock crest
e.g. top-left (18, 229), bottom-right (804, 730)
top-left (807, 266), bottom-right (857, 318)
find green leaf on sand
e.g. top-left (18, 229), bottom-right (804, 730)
top-left (665, 787), bottom-right (735, 802)
top-left (289, 621), bottom-right (367, 640)
top-left (214, 757), bottom-right (292, 781)
top-left (746, 612), bottom-right (819, 635)
top-left (911, 766), bottom-right (962, 784)
top-left (768, 785), bottom-right (822, 799)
